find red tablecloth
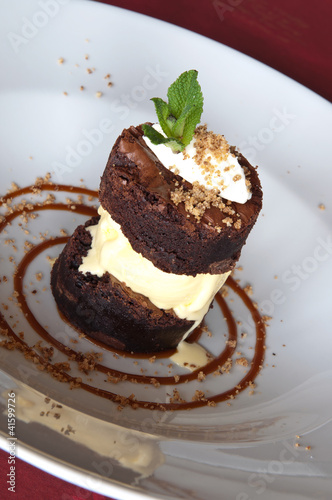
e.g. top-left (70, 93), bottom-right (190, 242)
top-left (1, 1), bottom-right (331, 499)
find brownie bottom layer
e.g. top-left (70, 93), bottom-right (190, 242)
top-left (51, 217), bottom-right (193, 353)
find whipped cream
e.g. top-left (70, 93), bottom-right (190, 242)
top-left (143, 124), bottom-right (251, 204)
top-left (79, 207), bottom-right (230, 332)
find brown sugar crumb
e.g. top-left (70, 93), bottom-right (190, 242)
top-left (149, 356), bottom-right (156, 363)
top-left (4, 239), bottom-right (15, 246)
top-left (236, 357), bottom-right (249, 367)
top-left (222, 217), bottom-right (233, 227)
top-left (107, 373), bottom-right (120, 384)
top-left (226, 339), bottom-right (237, 348)
top-left (95, 91), bottom-right (102, 98)
top-left (80, 85), bottom-right (84, 91)
top-left (0, 339), bottom-right (18, 350)
top-left (234, 219), bottom-right (242, 230)
top-left (170, 388), bottom-right (186, 404)
top-left (244, 284), bottom-right (253, 296)
top-left (192, 390), bottom-right (206, 402)
top-left (73, 351), bottom-right (102, 374)
top-left (220, 358), bottom-right (233, 374)
top-left (44, 173), bottom-right (52, 184)
top-left (261, 315), bottom-right (272, 326)
top-left (7, 182), bottom-right (20, 193)
top-left (35, 272), bottom-right (43, 282)
top-left (193, 124), bottom-right (230, 169)
top-left (57, 57), bottom-right (64, 64)
top-left (69, 377), bottom-right (82, 389)
top-left (197, 371), bottom-right (206, 381)
top-left (114, 393), bottom-right (135, 409)
top-left (44, 193), bottom-right (56, 205)
top-left (34, 341), bottom-right (54, 361)
top-left (149, 377), bottom-right (160, 388)
top-left (318, 203), bottom-right (326, 210)
top-left (171, 181), bottom-right (226, 223)
top-left (24, 241), bottom-right (34, 252)
top-left (53, 361), bottom-right (71, 372)
top-left (201, 325), bottom-right (212, 337)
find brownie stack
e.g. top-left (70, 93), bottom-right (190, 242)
top-left (51, 125), bottom-right (262, 353)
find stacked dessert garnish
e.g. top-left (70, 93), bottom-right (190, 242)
top-left (51, 70), bottom-right (262, 353)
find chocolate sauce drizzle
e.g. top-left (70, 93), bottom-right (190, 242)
top-left (0, 183), bottom-right (266, 411)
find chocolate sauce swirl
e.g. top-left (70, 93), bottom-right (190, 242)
top-left (0, 184), bottom-right (266, 410)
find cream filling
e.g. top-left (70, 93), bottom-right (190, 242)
top-left (79, 207), bottom-right (230, 331)
top-left (143, 124), bottom-right (251, 204)
top-left (170, 341), bottom-right (211, 371)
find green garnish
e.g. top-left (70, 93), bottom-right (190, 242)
top-left (142, 70), bottom-right (204, 153)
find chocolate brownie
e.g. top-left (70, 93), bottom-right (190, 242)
top-left (99, 125), bottom-right (263, 276)
top-left (51, 217), bottom-right (193, 353)
top-left (52, 123), bottom-right (262, 353)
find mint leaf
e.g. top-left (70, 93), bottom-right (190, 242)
top-left (171, 104), bottom-right (192, 139)
top-left (145, 70), bottom-right (204, 152)
top-left (167, 70), bottom-right (203, 121)
top-left (162, 138), bottom-right (185, 153)
top-left (182, 104), bottom-right (203, 146)
top-left (150, 98), bottom-right (172, 137)
top-left (167, 70), bottom-right (204, 146)
top-left (141, 124), bottom-right (184, 152)
top-left (141, 124), bottom-right (167, 144)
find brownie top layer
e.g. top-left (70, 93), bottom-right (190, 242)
top-left (99, 125), bottom-right (262, 276)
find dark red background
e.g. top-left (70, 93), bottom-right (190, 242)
top-left (1, 1), bottom-right (331, 499)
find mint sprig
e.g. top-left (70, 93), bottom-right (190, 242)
top-left (142, 70), bottom-right (203, 153)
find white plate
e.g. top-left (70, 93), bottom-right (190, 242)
top-left (1, 1), bottom-right (332, 499)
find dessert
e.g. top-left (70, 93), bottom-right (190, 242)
top-left (0, 179), bottom-right (267, 411)
top-left (51, 70), bottom-right (262, 353)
